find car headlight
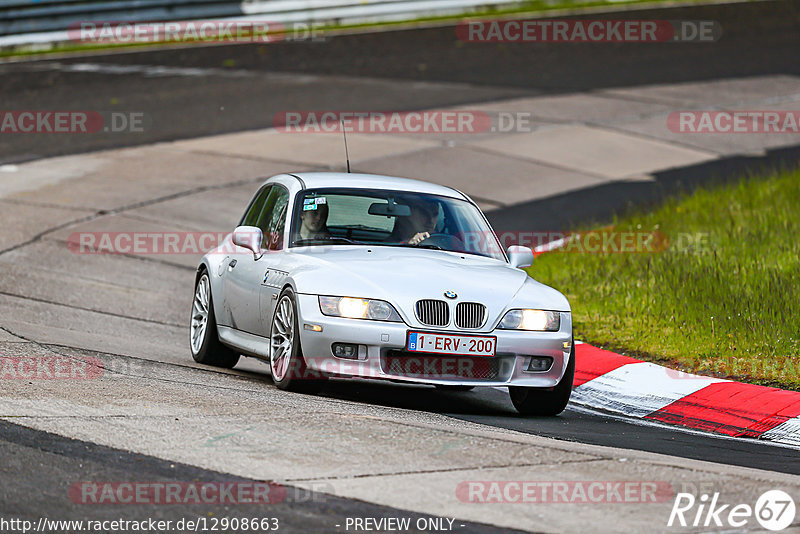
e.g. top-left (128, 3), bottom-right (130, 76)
top-left (499, 309), bottom-right (561, 331)
top-left (318, 296), bottom-right (402, 322)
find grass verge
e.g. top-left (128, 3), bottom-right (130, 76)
top-left (528, 167), bottom-right (800, 389)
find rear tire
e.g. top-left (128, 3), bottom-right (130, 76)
top-left (269, 287), bottom-right (326, 393)
top-left (190, 271), bottom-right (240, 369)
top-left (509, 342), bottom-right (574, 416)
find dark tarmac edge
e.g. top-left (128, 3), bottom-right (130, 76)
top-left (0, 418), bottom-right (534, 534)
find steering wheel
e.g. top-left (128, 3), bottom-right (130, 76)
top-left (418, 232), bottom-right (466, 250)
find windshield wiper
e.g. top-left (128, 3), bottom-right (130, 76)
top-left (394, 243), bottom-right (445, 251)
top-left (294, 236), bottom-right (363, 245)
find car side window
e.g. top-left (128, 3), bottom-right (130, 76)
top-left (241, 185), bottom-right (272, 227)
top-left (266, 189), bottom-right (289, 251)
top-left (256, 186), bottom-right (290, 251)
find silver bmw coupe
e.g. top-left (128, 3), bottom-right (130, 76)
top-left (190, 172), bottom-right (574, 415)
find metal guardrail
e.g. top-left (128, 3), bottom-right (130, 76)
top-left (0, 0), bottom-right (514, 41)
top-left (1, 1), bottom-right (243, 35)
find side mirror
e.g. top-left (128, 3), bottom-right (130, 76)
top-left (507, 245), bottom-right (534, 269)
top-left (232, 226), bottom-right (263, 260)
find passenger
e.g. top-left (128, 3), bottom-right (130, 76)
top-left (298, 202), bottom-right (330, 240)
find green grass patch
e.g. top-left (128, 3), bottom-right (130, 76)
top-left (528, 167), bottom-right (800, 389)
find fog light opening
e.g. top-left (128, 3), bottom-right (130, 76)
top-left (526, 356), bottom-right (553, 372)
top-left (332, 343), bottom-right (359, 360)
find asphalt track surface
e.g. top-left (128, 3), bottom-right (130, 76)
top-left (2, 0), bottom-right (800, 529)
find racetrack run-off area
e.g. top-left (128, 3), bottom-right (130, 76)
top-left (2, 1), bottom-right (800, 532)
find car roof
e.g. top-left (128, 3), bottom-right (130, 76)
top-left (287, 172), bottom-right (468, 200)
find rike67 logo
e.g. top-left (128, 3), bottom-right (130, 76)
top-left (668, 490), bottom-right (796, 531)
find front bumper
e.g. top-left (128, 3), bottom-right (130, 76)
top-left (295, 294), bottom-right (572, 387)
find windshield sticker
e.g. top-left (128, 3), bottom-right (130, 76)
top-left (315, 197), bottom-right (327, 204)
top-left (303, 204), bottom-right (318, 211)
top-left (304, 198), bottom-right (316, 205)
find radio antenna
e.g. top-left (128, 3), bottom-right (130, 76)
top-left (340, 118), bottom-right (351, 173)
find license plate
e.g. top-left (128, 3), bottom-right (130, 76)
top-left (406, 331), bottom-right (496, 357)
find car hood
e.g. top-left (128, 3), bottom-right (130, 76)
top-left (287, 246), bottom-right (569, 328)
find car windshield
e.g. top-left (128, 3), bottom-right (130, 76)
top-left (290, 188), bottom-right (506, 261)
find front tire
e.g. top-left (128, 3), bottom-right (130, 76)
top-left (509, 342), bottom-right (575, 416)
top-left (269, 287), bottom-right (326, 393)
top-left (190, 271), bottom-right (240, 369)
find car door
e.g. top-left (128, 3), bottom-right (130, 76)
top-left (218, 184), bottom-right (269, 328)
top-left (225, 185), bottom-right (289, 336)
top-left (258, 190), bottom-right (291, 337)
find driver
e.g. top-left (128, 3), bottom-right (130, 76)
top-left (298, 203), bottom-right (330, 240)
top-left (391, 197), bottom-right (438, 245)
